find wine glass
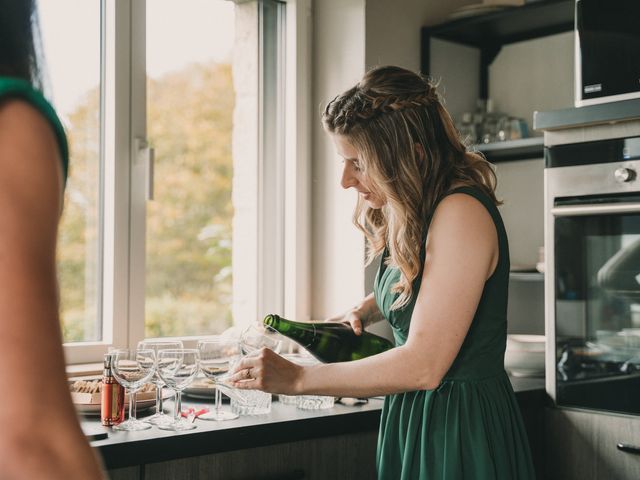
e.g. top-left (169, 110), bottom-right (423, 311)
top-left (110, 349), bottom-right (156, 431)
top-left (156, 349), bottom-right (200, 431)
top-left (198, 338), bottom-right (241, 421)
top-left (239, 322), bottom-right (282, 355)
top-left (137, 339), bottom-right (184, 426)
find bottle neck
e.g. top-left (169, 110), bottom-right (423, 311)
top-left (103, 354), bottom-right (114, 378)
top-left (265, 314), bottom-right (316, 348)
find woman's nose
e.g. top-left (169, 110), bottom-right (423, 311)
top-left (340, 163), bottom-right (358, 190)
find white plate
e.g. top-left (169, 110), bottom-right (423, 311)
top-left (182, 388), bottom-right (218, 400)
top-left (183, 377), bottom-right (219, 399)
top-left (75, 397), bottom-right (158, 415)
top-left (73, 388), bottom-right (173, 416)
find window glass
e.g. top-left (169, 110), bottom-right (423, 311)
top-left (38, 0), bottom-right (103, 342)
top-left (145, 0), bottom-right (235, 337)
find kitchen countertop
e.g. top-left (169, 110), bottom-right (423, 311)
top-left (533, 98), bottom-right (640, 131)
top-left (86, 376), bottom-right (545, 470)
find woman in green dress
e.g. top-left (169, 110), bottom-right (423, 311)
top-left (230, 65), bottom-right (535, 479)
top-left (0, 1), bottom-right (104, 478)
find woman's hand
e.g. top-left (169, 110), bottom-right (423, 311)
top-left (326, 307), bottom-right (367, 335)
top-left (326, 292), bottom-right (383, 335)
top-left (228, 347), bottom-right (305, 395)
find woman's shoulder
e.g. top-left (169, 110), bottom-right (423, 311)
top-left (0, 99), bottom-right (64, 199)
top-left (434, 190), bottom-right (493, 223)
top-left (0, 78), bottom-right (69, 179)
top-left (0, 98), bottom-right (61, 164)
top-left (430, 188), bottom-right (497, 245)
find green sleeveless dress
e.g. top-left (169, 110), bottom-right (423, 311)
top-left (374, 186), bottom-right (535, 480)
top-left (0, 76), bottom-right (69, 181)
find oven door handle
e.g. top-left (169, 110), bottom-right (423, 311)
top-left (551, 203), bottom-right (640, 217)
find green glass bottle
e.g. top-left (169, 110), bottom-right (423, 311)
top-left (263, 314), bottom-right (394, 363)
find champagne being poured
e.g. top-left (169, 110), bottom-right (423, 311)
top-left (263, 314), bottom-right (394, 363)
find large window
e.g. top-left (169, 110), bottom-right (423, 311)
top-left (36, 0), bottom-right (311, 364)
top-left (144, 1), bottom-right (235, 337)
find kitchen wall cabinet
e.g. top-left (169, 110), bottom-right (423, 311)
top-left (545, 407), bottom-right (640, 480)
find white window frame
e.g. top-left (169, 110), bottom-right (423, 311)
top-left (63, 0), bottom-right (311, 364)
top-left (282, 0), bottom-right (311, 323)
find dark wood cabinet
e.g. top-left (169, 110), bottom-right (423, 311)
top-left (545, 407), bottom-right (640, 480)
top-left (107, 431), bottom-right (377, 480)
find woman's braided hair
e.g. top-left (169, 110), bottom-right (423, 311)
top-left (327, 87), bottom-right (439, 134)
top-left (322, 66), bottom-right (499, 311)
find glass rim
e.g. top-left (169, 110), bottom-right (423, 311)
top-left (157, 348), bottom-right (200, 355)
top-left (197, 338), bottom-right (239, 346)
top-left (138, 340), bottom-right (185, 346)
top-left (108, 348), bottom-right (156, 357)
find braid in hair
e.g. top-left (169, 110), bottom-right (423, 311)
top-left (324, 81), bottom-right (440, 135)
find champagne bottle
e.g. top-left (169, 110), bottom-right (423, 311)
top-left (263, 314), bottom-right (394, 363)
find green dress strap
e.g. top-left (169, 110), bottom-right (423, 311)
top-left (0, 76), bottom-right (69, 182)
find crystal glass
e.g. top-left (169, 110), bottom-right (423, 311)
top-left (278, 393), bottom-right (298, 406)
top-left (156, 349), bottom-right (200, 431)
top-left (297, 394), bottom-right (335, 410)
top-left (277, 353), bottom-right (304, 406)
top-left (198, 338), bottom-right (241, 421)
top-left (216, 325), bottom-right (280, 416)
top-left (110, 349), bottom-right (156, 431)
top-left (230, 388), bottom-right (272, 415)
top-left (280, 353), bottom-right (334, 410)
top-left (239, 321), bottom-right (282, 355)
top-left (137, 339), bottom-right (184, 426)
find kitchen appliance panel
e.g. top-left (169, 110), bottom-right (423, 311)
top-left (545, 135), bottom-right (640, 414)
top-left (575, 0), bottom-right (640, 107)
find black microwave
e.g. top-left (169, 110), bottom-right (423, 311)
top-left (575, 0), bottom-right (640, 107)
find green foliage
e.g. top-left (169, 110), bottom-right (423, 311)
top-left (58, 62), bottom-right (235, 341)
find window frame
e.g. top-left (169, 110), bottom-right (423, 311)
top-left (62, 0), bottom-right (311, 364)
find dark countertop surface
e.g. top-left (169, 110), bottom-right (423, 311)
top-left (87, 376), bottom-right (545, 470)
top-left (533, 98), bottom-right (640, 132)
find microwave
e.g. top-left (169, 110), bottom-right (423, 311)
top-left (575, 0), bottom-right (640, 107)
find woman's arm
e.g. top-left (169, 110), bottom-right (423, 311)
top-left (325, 292), bottom-right (384, 335)
top-left (230, 193), bottom-right (498, 397)
top-left (0, 101), bottom-right (104, 480)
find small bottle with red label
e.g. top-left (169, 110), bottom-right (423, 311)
top-left (101, 353), bottom-right (125, 426)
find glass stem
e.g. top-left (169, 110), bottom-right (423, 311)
top-left (130, 389), bottom-right (138, 421)
top-left (174, 390), bottom-right (182, 422)
top-left (215, 386), bottom-right (222, 416)
top-left (156, 383), bottom-right (163, 414)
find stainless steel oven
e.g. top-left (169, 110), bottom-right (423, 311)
top-left (545, 135), bottom-right (640, 414)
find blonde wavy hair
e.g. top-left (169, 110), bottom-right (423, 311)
top-left (322, 65), bottom-right (500, 310)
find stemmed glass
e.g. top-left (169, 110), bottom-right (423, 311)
top-left (239, 322), bottom-right (283, 355)
top-left (198, 338), bottom-right (241, 421)
top-left (110, 349), bottom-right (156, 431)
top-left (156, 349), bottom-right (200, 431)
top-left (137, 339), bottom-right (184, 426)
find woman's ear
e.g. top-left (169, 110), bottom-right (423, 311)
top-left (414, 143), bottom-right (426, 162)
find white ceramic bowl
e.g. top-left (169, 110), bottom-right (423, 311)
top-left (505, 335), bottom-right (545, 377)
top-left (506, 334), bottom-right (545, 353)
